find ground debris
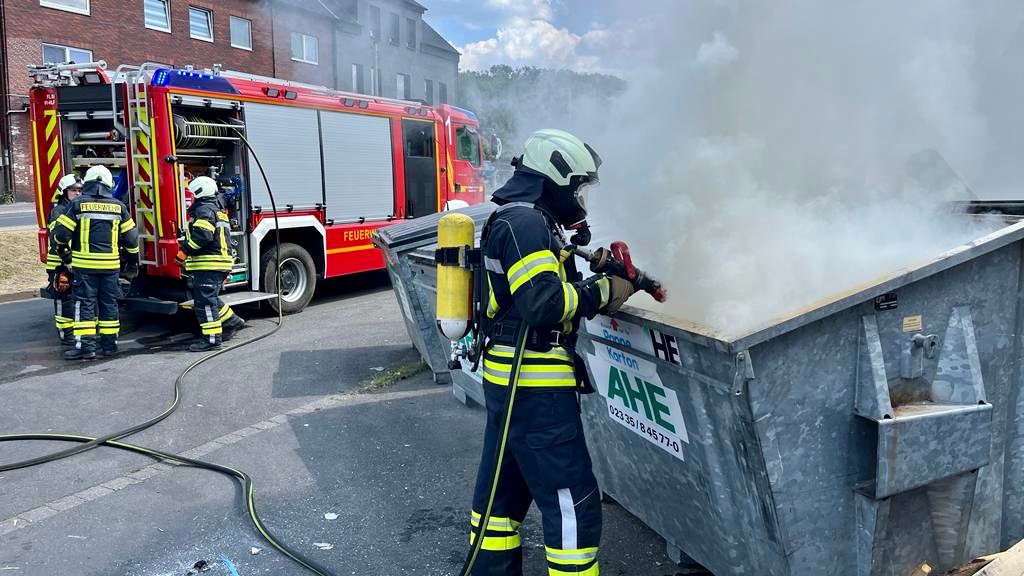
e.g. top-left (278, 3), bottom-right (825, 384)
top-left (360, 361), bottom-right (427, 391)
top-left (250, 547), bottom-right (262, 555)
top-left (186, 560), bottom-right (211, 574)
top-left (324, 512), bottom-right (338, 520)
top-left (313, 542), bottom-right (335, 551)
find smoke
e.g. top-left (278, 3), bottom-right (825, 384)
top-left (463, 0), bottom-right (1024, 337)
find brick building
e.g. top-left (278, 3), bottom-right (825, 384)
top-left (0, 0), bottom-right (460, 202)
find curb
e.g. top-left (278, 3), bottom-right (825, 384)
top-left (0, 289), bottom-right (39, 304)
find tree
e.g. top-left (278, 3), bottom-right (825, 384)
top-left (457, 65), bottom-right (627, 159)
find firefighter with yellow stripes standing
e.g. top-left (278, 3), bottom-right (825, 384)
top-left (176, 176), bottom-right (244, 352)
top-left (51, 166), bottom-right (139, 360)
top-left (46, 173), bottom-right (83, 346)
top-left (469, 129), bottom-right (635, 575)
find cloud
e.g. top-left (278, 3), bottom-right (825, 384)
top-left (486, 0), bottom-right (554, 20)
top-left (461, 18), bottom-right (599, 70)
top-left (691, 31), bottom-right (739, 71)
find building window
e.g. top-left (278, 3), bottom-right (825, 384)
top-left (144, 0), bottom-right (171, 32)
top-left (439, 82), bottom-right (448, 105)
top-left (40, 0), bottom-right (89, 15)
top-left (230, 16), bottom-right (252, 50)
top-left (42, 43), bottom-right (93, 65)
top-left (389, 13), bottom-right (400, 46)
top-left (396, 73), bottom-right (410, 100)
top-left (370, 5), bottom-right (382, 42)
top-left (406, 18), bottom-right (416, 50)
top-left (291, 33), bottom-right (319, 65)
top-left (424, 79), bottom-right (433, 105)
top-left (351, 63), bottom-right (365, 93)
top-left (370, 67), bottom-right (381, 96)
top-left (189, 7), bottom-right (214, 42)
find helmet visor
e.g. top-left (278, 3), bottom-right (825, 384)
top-left (575, 181), bottom-right (598, 213)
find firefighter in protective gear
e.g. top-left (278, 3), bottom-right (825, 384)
top-left (468, 129), bottom-right (635, 576)
top-left (180, 176), bottom-right (244, 352)
top-left (51, 165), bottom-right (139, 360)
top-left (47, 173), bottom-right (83, 346)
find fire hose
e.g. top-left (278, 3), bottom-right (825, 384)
top-left (0, 130), bottom-right (335, 576)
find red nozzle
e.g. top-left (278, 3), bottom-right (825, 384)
top-left (610, 241), bottom-right (636, 279)
top-left (653, 286), bottom-right (668, 303)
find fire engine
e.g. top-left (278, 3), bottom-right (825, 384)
top-left (27, 61), bottom-right (488, 314)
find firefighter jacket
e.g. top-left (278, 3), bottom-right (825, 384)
top-left (45, 199), bottom-right (71, 271)
top-left (181, 198), bottom-right (233, 272)
top-left (481, 202), bottom-right (610, 389)
top-left (51, 185), bottom-right (139, 272)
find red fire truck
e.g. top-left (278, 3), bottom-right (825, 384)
top-left (27, 61), bottom-right (487, 313)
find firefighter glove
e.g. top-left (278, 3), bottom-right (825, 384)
top-left (603, 275), bottom-right (636, 315)
top-left (120, 260), bottom-right (139, 280)
top-left (52, 267), bottom-right (72, 294)
top-left (174, 250), bottom-right (188, 267)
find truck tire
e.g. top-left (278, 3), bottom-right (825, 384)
top-left (262, 243), bottom-right (316, 314)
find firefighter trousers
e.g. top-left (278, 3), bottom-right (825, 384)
top-left (192, 270), bottom-right (237, 346)
top-left (73, 271), bottom-right (120, 353)
top-left (48, 270), bottom-right (75, 339)
top-left (470, 385), bottom-right (602, 576)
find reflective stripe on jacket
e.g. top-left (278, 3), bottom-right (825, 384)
top-left (481, 203), bottom-right (609, 389)
top-left (51, 194), bottom-right (139, 271)
top-left (182, 199), bottom-right (233, 272)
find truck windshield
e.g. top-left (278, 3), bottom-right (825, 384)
top-left (456, 126), bottom-right (481, 167)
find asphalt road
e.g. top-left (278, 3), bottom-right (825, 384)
top-left (0, 203), bottom-right (36, 230)
top-left (0, 273), bottom-right (696, 576)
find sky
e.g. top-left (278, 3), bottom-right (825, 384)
top-left (422, 0), bottom-right (654, 72)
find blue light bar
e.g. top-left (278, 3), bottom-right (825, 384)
top-left (448, 105), bottom-right (478, 121)
top-left (150, 68), bottom-right (240, 95)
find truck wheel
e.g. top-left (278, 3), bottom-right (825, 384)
top-left (262, 243), bottom-right (316, 314)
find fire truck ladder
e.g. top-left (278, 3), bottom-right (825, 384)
top-left (112, 63), bottom-right (163, 266)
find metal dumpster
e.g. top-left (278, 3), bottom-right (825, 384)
top-left (377, 207), bottom-right (1024, 575)
top-left (373, 203), bottom-right (495, 405)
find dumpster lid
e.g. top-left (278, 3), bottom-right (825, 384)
top-left (373, 203), bottom-right (497, 251)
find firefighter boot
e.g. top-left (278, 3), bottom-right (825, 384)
top-left (99, 335), bottom-right (118, 358)
top-left (189, 335), bottom-right (222, 353)
top-left (64, 337), bottom-right (97, 361)
top-left (59, 328), bottom-right (76, 347)
top-left (222, 315), bottom-right (246, 342)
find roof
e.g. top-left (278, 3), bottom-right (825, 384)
top-left (272, 0), bottom-right (358, 22)
top-left (401, 0), bottom-right (427, 13)
top-left (420, 21), bottom-right (460, 56)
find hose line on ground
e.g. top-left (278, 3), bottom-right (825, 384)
top-left (0, 125), bottom-right (335, 576)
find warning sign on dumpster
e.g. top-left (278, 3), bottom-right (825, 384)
top-left (586, 346), bottom-right (689, 461)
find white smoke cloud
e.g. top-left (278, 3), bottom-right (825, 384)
top-left (463, 0), bottom-right (1024, 336)
top-left (582, 0), bottom-right (1016, 336)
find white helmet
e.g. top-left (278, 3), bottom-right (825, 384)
top-left (57, 173), bottom-right (83, 193)
top-left (83, 165), bottom-right (114, 188)
top-left (189, 176), bottom-right (218, 199)
top-left (519, 129), bottom-right (601, 187)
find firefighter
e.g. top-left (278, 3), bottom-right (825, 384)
top-left (51, 165), bottom-right (139, 360)
top-left (175, 176), bottom-right (244, 352)
top-left (468, 129), bottom-right (635, 576)
top-left (46, 173), bottom-right (83, 346)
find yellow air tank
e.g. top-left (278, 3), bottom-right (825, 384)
top-left (436, 212), bottom-right (475, 341)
